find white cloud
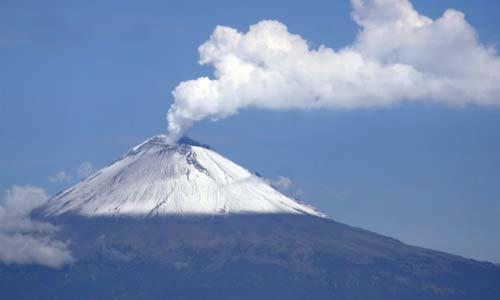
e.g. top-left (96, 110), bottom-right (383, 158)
top-left (47, 171), bottom-right (73, 183)
top-left (47, 161), bottom-right (95, 184)
top-left (0, 185), bottom-right (73, 268)
top-left (77, 161), bottom-right (95, 179)
top-left (270, 176), bottom-right (293, 190)
top-left (166, 0), bottom-right (500, 142)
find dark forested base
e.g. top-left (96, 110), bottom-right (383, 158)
top-left (1, 214), bottom-right (500, 300)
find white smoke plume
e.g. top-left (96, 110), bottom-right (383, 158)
top-left (0, 185), bottom-right (73, 268)
top-left (166, 0), bottom-right (500, 142)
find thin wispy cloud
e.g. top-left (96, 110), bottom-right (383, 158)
top-left (77, 161), bottom-right (95, 179)
top-left (0, 185), bottom-right (73, 268)
top-left (47, 171), bottom-right (73, 183)
top-left (269, 176), bottom-right (308, 199)
top-left (47, 161), bottom-right (95, 184)
top-left (270, 176), bottom-right (293, 191)
top-left (166, 0), bottom-right (500, 142)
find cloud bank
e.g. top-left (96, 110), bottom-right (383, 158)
top-left (0, 185), bottom-right (73, 268)
top-left (166, 0), bottom-right (500, 142)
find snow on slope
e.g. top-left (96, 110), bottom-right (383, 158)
top-left (41, 135), bottom-right (325, 218)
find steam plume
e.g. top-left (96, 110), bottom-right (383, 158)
top-left (166, 0), bottom-right (500, 142)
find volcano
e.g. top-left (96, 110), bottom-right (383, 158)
top-left (41, 135), bottom-right (323, 217)
top-left (2, 136), bottom-right (500, 299)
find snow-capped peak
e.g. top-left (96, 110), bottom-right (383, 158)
top-left (41, 135), bottom-right (325, 218)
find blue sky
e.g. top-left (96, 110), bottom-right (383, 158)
top-left (1, 0), bottom-right (500, 262)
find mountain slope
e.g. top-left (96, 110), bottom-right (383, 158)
top-left (41, 135), bottom-right (322, 217)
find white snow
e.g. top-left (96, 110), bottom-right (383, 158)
top-left (41, 135), bottom-right (325, 218)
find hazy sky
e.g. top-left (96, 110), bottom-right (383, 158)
top-left (1, 0), bottom-right (499, 263)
